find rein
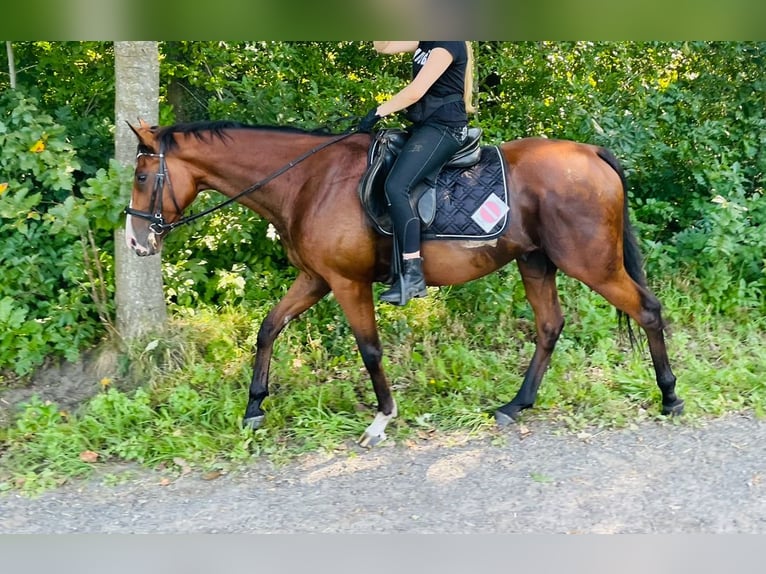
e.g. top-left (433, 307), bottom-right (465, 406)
top-left (125, 129), bottom-right (358, 234)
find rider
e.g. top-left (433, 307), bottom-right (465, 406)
top-left (358, 41), bottom-right (474, 306)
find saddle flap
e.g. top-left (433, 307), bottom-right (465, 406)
top-left (358, 130), bottom-right (406, 230)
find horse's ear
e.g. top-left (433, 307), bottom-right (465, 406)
top-left (127, 120), bottom-right (142, 139)
top-left (127, 118), bottom-right (157, 149)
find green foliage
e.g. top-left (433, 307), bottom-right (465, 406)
top-left (0, 91), bottom-right (86, 374)
top-left (161, 41), bottom-right (408, 129)
top-left (0, 91), bottom-right (131, 376)
top-left (160, 202), bottom-right (294, 308)
top-left (672, 190), bottom-right (766, 314)
top-left (4, 42), bottom-right (115, 177)
top-left (153, 40), bottom-right (764, 317)
top-left (4, 42), bottom-right (762, 371)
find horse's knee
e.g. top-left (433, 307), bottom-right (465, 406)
top-left (539, 317), bottom-right (565, 349)
top-left (256, 318), bottom-right (279, 350)
top-left (358, 341), bottom-right (383, 371)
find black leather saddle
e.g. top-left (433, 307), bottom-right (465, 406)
top-left (358, 127), bottom-right (483, 235)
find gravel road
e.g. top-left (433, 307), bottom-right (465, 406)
top-left (2, 412), bottom-right (765, 534)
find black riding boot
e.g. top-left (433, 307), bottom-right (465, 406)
top-left (380, 257), bottom-right (427, 306)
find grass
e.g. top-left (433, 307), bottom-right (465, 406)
top-left (1, 273), bottom-right (764, 494)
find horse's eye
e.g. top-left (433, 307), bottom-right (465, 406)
top-left (136, 174), bottom-right (148, 184)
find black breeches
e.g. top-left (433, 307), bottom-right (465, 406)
top-left (384, 123), bottom-right (466, 254)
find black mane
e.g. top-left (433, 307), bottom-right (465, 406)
top-left (156, 120), bottom-right (337, 151)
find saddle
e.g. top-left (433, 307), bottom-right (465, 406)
top-left (358, 127), bottom-right (483, 235)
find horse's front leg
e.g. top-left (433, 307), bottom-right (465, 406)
top-left (331, 278), bottom-right (396, 447)
top-left (243, 272), bottom-right (330, 430)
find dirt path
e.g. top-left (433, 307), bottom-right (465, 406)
top-left (2, 412), bottom-right (765, 533)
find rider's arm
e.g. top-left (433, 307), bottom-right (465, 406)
top-left (375, 47), bottom-right (453, 118)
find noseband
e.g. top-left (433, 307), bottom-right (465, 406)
top-left (124, 130), bottom-right (357, 235)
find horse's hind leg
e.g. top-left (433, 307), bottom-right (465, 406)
top-left (495, 251), bottom-right (565, 425)
top-left (588, 271), bottom-right (684, 415)
top-left (243, 272), bottom-right (330, 430)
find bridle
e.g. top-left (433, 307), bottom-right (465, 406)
top-left (124, 146), bottom-right (176, 235)
top-left (125, 130), bottom-right (358, 235)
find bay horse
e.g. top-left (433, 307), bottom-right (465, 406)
top-left (125, 119), bottom-right (684, 446)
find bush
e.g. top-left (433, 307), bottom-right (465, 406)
top-left (0, 91), bottom-right (129, 376)
top-left (673, 190), bottom-right (766, 314)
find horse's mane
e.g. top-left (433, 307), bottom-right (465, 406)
top-left (156, 120), bottom-right (337, 151)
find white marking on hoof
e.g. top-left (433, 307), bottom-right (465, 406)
top-left (358, 402), bottom-right (397, 448)
top-left (359, 429), bottom-right (387, 448)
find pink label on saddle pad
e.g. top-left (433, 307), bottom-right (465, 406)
top-left (471, 194), bottom-right (509, 233)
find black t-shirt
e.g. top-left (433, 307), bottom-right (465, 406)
top-left (411, 41), bottom-right (468, 127)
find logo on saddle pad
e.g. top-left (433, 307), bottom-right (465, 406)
top-left (359, 130), bottom-right (511, 241)
top-left (472, 192), bottom-right (509, 234)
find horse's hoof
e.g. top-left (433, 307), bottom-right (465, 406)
top-left (494, 410), bottom-right (516, 427)
top-left (494, 403), bottom-right (525, 427)
top-left (662, 399), bottom-right (685, 417)
top-left (242, 415), bottom-right (265, 431)
top-left (358, 430), bottom-right (387, 448)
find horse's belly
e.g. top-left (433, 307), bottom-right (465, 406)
top-left (421, 239), bottom-right (519, 286)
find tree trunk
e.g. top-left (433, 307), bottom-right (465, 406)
top-left (6, 42), bottom-right (16, 89)
top-left (113, 41), bottom-right (167, 340)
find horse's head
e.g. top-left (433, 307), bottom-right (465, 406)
top-left (125, 119), bottom-right (198, 256)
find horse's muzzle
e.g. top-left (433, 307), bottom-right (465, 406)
top-left (125, 212), bottom-right (162, 256)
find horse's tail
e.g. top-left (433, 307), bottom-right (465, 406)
top-left (597, 147), bottom-right (647, 346)
top-left (596, 147), bottom-right (647, 288)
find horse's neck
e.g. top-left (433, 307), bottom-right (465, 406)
top-left (194, 132), bottom-right (324, 228)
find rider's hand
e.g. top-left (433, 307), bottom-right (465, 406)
top-left (357, 108), bottom-right (381, 133)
